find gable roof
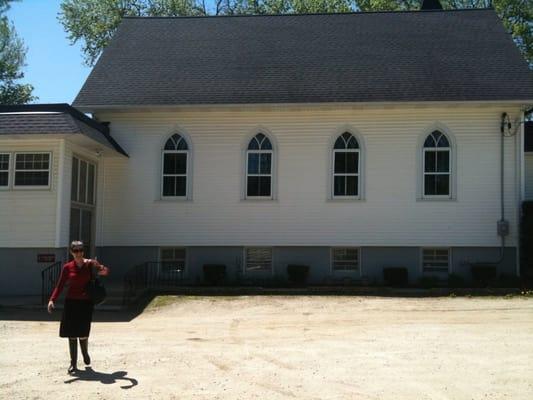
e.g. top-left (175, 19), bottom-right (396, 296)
top-left (0, 104), bottom-right (128, 156)
top-left (73, 9), bottom-right (533, 109)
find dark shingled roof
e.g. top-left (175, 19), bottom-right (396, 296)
top-left (0, 104), bottom-right (128, 156)
top-left (73, 9), bottom-right (533, 108)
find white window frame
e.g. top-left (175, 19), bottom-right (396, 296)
top-left (71, 155), bottom-right (97, 206)
top-left (0, 153), bottom-right (11, 190)
top-left (244, 247), bottom-right (273, 273)
top-left (161, 143), bottom-right (189, 199)
top-left (159, 247), bottom-right (187, 276)
top-left (422, 147), bottom-right (451, 199)
top-left (330, 247), bottom-right (361, 274)
top-left (13, 151), bottom-right (52, 190)
top-left (332, 148), bottom-right (361, 199)
top-left (421, 247), bottom-right (451, 274)
top-left (245, 149), bottom-right (273, 199)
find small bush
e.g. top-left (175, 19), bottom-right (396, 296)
top-left (470, 264), bottom-right (497, 287)
top-left (521, 201), bottom-right (533, 278)
top-left (497, 273), bottom-right (521, 288)
top-left (287, 264), bottom-right (310, 285)
top-left (448, 273), bottom-right (465, 288)
top-left (383, 267), bottom-right (408, 287)
top-left (418, 276), bottom-right (442, 289)
top-left (203, 264), bottom-right (226, 285)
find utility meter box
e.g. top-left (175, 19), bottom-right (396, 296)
top-left (497, 219), bottom-right (510, 236)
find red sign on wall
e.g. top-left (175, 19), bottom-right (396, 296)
top-left (37, 254), bottom-right (56, 263)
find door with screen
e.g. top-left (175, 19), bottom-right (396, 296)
top-left (69, 156), bottom-right (96, 256)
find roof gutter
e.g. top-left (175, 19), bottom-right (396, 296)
top-left (74, 99), bottom-right (533, 114)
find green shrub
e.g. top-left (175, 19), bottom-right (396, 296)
top-left (202, 264), bottom-right (226, 285)
top-left (470, 264), bottom-right (497, 287)
top-left (383, 267), bottom-right (408, 287)
top-left (497, 273), bottom-right (521, 288)
top-left (287, 264), bottom-right (310, 285)
top-left (448, 273), bottom-right (465, 288)
top-left (521, 201), bottom-right (533, 278)
top-left (418, 276), bottom-right (442, 289)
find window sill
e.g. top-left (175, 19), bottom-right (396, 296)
top-left (11, 186), bottom-right (52, 191)
top-left (155, 197), bottom-right (191, 202)
top-left (417, 196), bottom-right (456, 202)
top-left (241, 198), bottom-right (278, 202)
top-left (327, 197), bottom-right (365, 202)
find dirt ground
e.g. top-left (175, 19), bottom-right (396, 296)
top-left (1, 296), bottom-right (532, 400)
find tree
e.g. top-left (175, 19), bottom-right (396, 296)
top-left (60, 0), bottom-right (532, 68)
top-left (59, 0), bottom-right (205, 66)
top-left (0, 0), bottom-right (35, 104)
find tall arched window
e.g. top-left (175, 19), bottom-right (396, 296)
top-left (333, 132), bottom-right (360, 197)
top-left (423, 130), bottom-right (451, 197)
top-left (246, 133), bottom-right (273, 198)
top-left (162, 133), bottom-right (189, 198)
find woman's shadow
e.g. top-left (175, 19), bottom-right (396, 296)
top-left (64, 367), bottom-right (138, 389)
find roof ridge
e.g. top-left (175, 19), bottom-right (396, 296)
top-left (123, 8), bottom-right (495, 20)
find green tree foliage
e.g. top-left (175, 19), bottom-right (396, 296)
top-left (60, 0), bottom-right (532, 68)
top-left (0, 0), bottom-right (35, 104)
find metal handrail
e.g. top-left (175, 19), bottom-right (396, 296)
top-left (41, 261), bottom-right (63, 305)
top-left (122, 261), bottom-right (186, 307)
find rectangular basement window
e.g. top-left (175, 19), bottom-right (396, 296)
top-left (245, 247), bottom-right (273, 272)
top-left (422, 248), bottom-right (450, 273)
top-left (332, 248), bottom-right (359, 271)
top-left (160, 247), bottom-right (186, 275)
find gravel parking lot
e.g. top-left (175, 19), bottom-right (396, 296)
top-left (1, 295), bottom-right (532, 400)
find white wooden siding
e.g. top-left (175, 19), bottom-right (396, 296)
top-left (525, 153), bottom-right (533, 201)
top-left (0, 139), bottom-right (60, 247)
top-left (93, 105), bottom-right (521, 247)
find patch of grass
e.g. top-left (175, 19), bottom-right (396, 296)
top-left (146, 295), bottom-right (242, 310)
top-left (502, 290), bottom-right (533, 299)
top-left (146, 295), bottom-right (195, 310)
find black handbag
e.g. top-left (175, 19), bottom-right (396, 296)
top-left (85, 262), bottom-right (107, 305)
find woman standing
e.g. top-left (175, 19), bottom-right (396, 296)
top-left (47, 240), bottom-right (109, 374)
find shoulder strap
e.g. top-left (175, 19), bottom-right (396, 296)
top-left (86, 260), bottom-right (95, 281)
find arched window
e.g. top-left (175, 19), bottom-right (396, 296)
top-left (423, 130), bottom-right (451, 197)
top-left (162, 133), bottom-right (189, 197)
top-left (246, 133), bottom-right (273, 198)
top-left (333, 132), bottom-right (360, 197)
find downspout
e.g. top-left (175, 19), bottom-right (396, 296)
top-left (469, 113), bottom-right (510, 268)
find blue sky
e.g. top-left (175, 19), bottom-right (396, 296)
top-left (7, 0), bottom-right (91, 104)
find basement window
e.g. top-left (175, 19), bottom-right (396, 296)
top-left (422, 248), bottom-right (450, 273)
top-left (332, 248), bottom-right (359, 271)
top-left (245, 247), bottom-right (272, 272)
top-left (160, 247), bottom-right (186, 275)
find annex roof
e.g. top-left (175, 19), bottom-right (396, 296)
top-left (73, 9), bottom-right (533, 109)
top-left (0, 104), bottom-right (128, 156)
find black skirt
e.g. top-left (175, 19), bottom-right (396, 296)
top-left (60, 299), bottom-right (94, 338)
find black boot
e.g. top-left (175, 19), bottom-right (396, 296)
top-left (79, 338), bottom-right (91, 365)
top-left (68, 338), bottom-right (78, 374)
